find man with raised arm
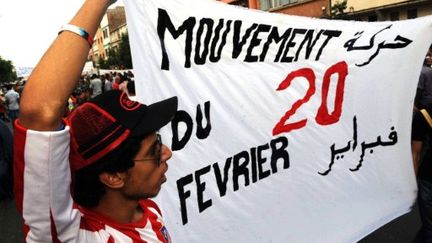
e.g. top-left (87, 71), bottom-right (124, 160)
top-left (14, 0), bottom-right (177, 242)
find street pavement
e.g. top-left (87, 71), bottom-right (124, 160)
top-left (0, 120), bottom-right (422, 242)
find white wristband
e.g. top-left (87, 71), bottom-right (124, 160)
top-left (58, 24), bottom-right (94, 47)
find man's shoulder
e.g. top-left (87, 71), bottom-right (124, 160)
top-left (140, 199), bottom-right (162, 215)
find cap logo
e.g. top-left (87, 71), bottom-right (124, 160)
top-left (120, 92), bottom-right (141, 111)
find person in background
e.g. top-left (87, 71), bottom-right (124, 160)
top-left (89, 73), bottom-right (102, 98)
top-left (112, 73), bottom-right (122, 90)
top-left (412, 104), bottom-right (432, 243)
top-left (104, 73), bottom-right (113, 92)
top-left (415, 45), bottom-right (432, 111)
top-left (14, 0), bottom-right (177, 242)
top-left (0, 119), bottom-right (13, 201)
top-left (4, 83), bottom-right (19, 122)
top-left (0, 90), bottom-right (7, 122)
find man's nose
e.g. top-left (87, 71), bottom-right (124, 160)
top-left (161, 144), bottom-right (172, 162)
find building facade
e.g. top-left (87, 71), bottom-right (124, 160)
top-left (220, 0), bottom-right (432, 20)
top-left (331, 0), bottom-right (432, 21)
top-left (88, 6), bottom-right (127, 65)
top-left (220, 0), bottom-right (331, 17)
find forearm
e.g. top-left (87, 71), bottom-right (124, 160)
top-left (20, 0), bottom-right (113, 131)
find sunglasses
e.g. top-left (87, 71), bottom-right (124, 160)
top-left (133, 134), bottom-right (162, 166)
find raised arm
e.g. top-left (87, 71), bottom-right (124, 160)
top-left (19, 0), bottom-right (116, 131)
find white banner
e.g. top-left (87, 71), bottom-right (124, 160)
top-left (123, 0), bottom-right (432, 242)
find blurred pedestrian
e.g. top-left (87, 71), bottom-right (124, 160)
top-left (415, 45), bottom-right (432, 111)
top-left (0, 119), bottom-right (13, 201)
top-left (0, 90), bottom-right (6, 121)
top-left (103, 73), bottom-right (113, 92)
top-left (89, 74), bottom-right (102, 98)
top-left (5, 83), bottom-right (19, 122)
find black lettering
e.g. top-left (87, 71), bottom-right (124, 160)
top-left (294, 29), bottom-right (323, 62)
top-left (315, 30), bottom-right (342, 61)
top-left (257, 144), bottom-right (271, 180)
top-left (195, 18), bottom-right (214, 65)
top-left (232, 150), bottom-right (250, 191)
top-left (281, 28), bottom-right (307, 63)
top-left (250, 147), bottom-right (258, 183)
top-left (157, 9), bottom-right (196, 70)
top-left (196, 101), bottom-right (211, 139)
top-left (232, 21), bottom-right (258, 59)
top-left (270, 27), bottom-right (293, 62)
top-left (171, 111), bottom-right (194, 151)
top-left (177, 174), bottom-right (193, 225)
top-left (270, 136), bottom-right (290, 173)
top-left (210, 20), bottom-right (232, 63)
top-left (195, 165), bottom-right (212, 213)
top-left (213, 157), bottom-right (232, 197)
top-left (245, 24), bottom-right (271, 62)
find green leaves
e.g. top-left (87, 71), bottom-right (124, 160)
top-left (0, 56), bottom-right (17, 84)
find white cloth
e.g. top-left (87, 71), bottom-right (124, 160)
top-left (123, 0), bottom-right (432, 241)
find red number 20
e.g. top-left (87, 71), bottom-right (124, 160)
top-left (272, 61), bottom-right (348, 135)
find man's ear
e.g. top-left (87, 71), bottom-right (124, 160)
top-left (99, 172), bottom-right (125, 189)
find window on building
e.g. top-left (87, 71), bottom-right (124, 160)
top-left (368, 15), bottom-right (377, 22)
top-left (259, 0), bottom-right (298, 10)
top-left (407, 9), bottom-right (417, 19)
top-left (103, 29), bottom-right (109, 39)
top-left (390, 12), bottom-right (399, 21)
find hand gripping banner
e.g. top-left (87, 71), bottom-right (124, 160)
top-left (123, 0), bottom-right (432, 241)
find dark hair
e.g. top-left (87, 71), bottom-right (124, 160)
top-left (73, 135), bottom-right (145, 208)
top-left (127, 81), bottom-right (136, 96)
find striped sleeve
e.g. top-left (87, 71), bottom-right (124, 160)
top-left (14, 120), bottom-right (81, 243)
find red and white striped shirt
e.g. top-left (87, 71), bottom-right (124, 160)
top-left (14, 121), bottom-right (172, 243)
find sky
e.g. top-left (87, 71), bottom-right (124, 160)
top-left (0, 0), bottom-right (124, 68)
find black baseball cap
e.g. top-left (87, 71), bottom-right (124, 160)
top-left (67, 90), bottom-right (177, 171)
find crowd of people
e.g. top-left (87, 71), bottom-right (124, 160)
top-left (0, 81), bottom-right (22, 123)
top-left (0, 70), bottom-right (136, 203)
top-left (0, 70), bottom-right (136, 123)
top-left (65, 70), bottom-right (136, 115)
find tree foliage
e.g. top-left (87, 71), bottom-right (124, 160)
top-left (331, 0), bottom-right (348, 16)
top-left (0, 56), bottom-right (17, 84)
top-left (98, 32), bottom-right (133, 69)
top-left (118, 33), bottom-right (133, 69)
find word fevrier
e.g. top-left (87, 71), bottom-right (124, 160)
top-left (176, 136), bottom-right (289, 225)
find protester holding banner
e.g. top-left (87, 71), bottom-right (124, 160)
top-left (412, 105), bottom-right (432, 243)
top-left (14, 0), bottom-right (177, 242)
top-left (412, 45), bottom-right (432, 243)
top-left (415, 46), bottom-right (432, 111)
